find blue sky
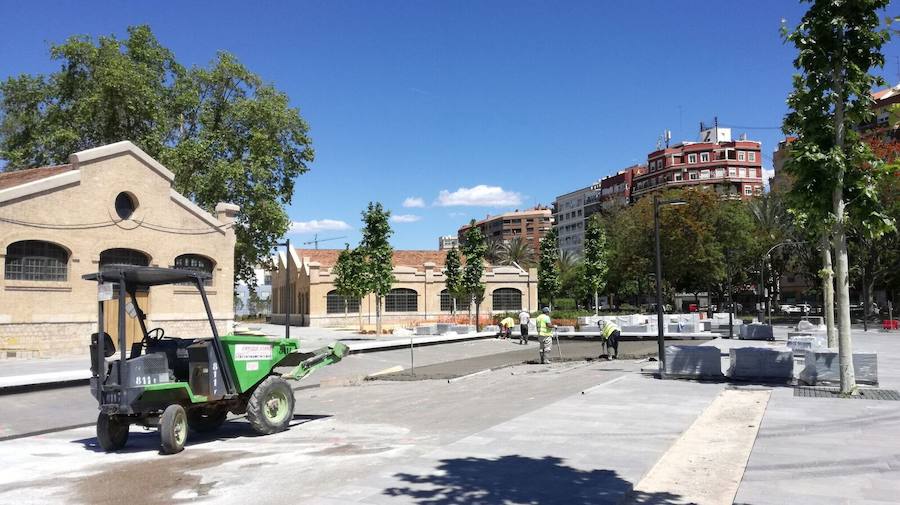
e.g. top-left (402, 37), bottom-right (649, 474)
top-left (2, 1), bottom-right (898, 250)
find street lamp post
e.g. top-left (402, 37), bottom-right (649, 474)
top-left (653, 194), bottom-right (686, 376)
top-left (761, 240), bottom-right (808, 325)
top-left (277, 238), bottom-right (292, 339)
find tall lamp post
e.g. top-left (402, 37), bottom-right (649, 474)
top-left (277, 238), bottom-right (292, 339)
top-left (654, 194), bottom-right (687, 376)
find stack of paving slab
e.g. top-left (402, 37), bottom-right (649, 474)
top-left (738, 323), bottom-right (774, 341)
top-left (798, 350), bottom-right (878, 385)
top-left (483, 325), bottom-right (500, 333)
top-left (556, 326), bottom-right (575, 333)
top-left (727, 347), bottom-right (794, 381)
top-left (436, 323), bottom-right (454, 334)
top-left (415, 324), bottom-right (438, 336)
top-left (712, 313), bottom-right (744, 329)
top-left (580, 325), bottom-right (602, 333)
top-left (664, 345), bottom-right (722, 378)
top-left (451, 324), bottom-right (476, 334)
top-left (786, 335), bottom-right (818, 353)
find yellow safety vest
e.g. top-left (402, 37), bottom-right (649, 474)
top-left (536, 314), bottom-right (553, 337)
top-left (500, 317), bottom-right (516, 328)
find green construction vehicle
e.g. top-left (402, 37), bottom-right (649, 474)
top-left (85, 266), bottom-right (348, 454)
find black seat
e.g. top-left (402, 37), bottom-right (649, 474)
top-left (89, 332), bottom-right (115, 375)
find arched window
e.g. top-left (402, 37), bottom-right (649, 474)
top-left (174, 254), bottom-right (214, 286)
top-left (492, 288), bottom-right (523, 311)
top-left (439, 289), bottom-right (470, 312)
top-left (100, 248), bottom-right (149, 270)
top-left (385, 288), bottom-right (418, 312)
top-left (4, 240), bottom-right (69, 281)
top-left (326, 290), bottom-right (360, 314)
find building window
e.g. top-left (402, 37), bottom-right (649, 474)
top-left (440, 289), bottom-right (470, 312)
top-left (749, 152), bottom-right (756, 162)
top-left (174, 254), bottom-right (214, 286)
top-left (715, 168), bottom-right (724, 178)
top-left (744, 186), bottom-right (753, 196)
top-left (4, 240), bottom-right (68, 281)
top-left (688, 153), bottom-right (697, 164)
top-left (492, 288), bottom-right (523, 311)
top-left (738, 151), bottom-right (746, 161)
top-left (114, 192), bottom-right (138, 220)
top-left (100, 248), bottom-right (150, 270)
top-left (326, 290), bottom-right (360, 314)
top-left (385, 288), bottom-right (418, 312)
top-left (700, 152), bottom-right (709, 163)
top-left (739, 167), bottom-right (746, 178)
top-left (700, 169), bottom-right (710, 179)
top-left (728, 167), bottom-right (736, 177)
top-left (674, 173), bottom-right (683, 181)
top-left (690, 172), bottom-right (699, 180)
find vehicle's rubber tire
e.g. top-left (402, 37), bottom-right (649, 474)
top-left (97, 413), bottom-right (129, 452)
top-left (187, 407), bottom-right (228, 433)
top-left (246, 376), bottom-right (295, 435)
top-left (159, 404), bottom-right (188, 454)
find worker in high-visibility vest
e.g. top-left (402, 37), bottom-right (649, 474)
top-left (600, 320), bottom-right (620, 360)
top-left (498, 316), bottom-right (516, 339)
top-left (535, 307), bottom-right (554, 364)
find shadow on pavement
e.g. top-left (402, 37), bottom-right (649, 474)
top-left (72, 413), bottom-right (331, 454)
top-left (382, 454), bottom-right (684, 505)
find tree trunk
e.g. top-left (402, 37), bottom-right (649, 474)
top-left (832, 57), bottom-right (856, 394)
top-left (821, 236), bottom-right (837, 348)
top-left (376, 294), bottom-right (383, 336)
top-left (594, 291), bottom-right (599, 316)
top-left (474, 295), bottom-right (481, 331)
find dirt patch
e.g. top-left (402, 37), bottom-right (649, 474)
top-left (307, 443), bottom-right (393, 456)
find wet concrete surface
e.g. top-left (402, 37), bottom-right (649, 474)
top-left (377, 338), bottom-right (700, 381)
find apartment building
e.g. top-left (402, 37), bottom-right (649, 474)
top-left (457, 206), bottom-right (552, 254)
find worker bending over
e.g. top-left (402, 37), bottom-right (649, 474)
top-left (498, 316), bottom-right (516, 339)
top-left (600, 320), bottom-right (620, 360)
top-left (535, 307), bottom-right (554, 364)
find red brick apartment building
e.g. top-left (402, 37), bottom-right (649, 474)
top-left (631, 127), bottom-right (764, 200)
top-left (458, 206), bottom-right (552, 253)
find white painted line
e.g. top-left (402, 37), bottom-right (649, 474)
top-left (0, 370), bottom-right (91, 389)
top-left (624, 389), bottom-right (771, 505)
top-left (580, 374), bottom-right (629, 394)
top-left (447, 369), bottom-right (492, 383)
top-left (367, 365), bottom-right (404, 378)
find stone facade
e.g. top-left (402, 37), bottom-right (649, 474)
top-left (0, 141), bottom-right (237, 358)
top-left (270, 249), bottom-right (538, 328)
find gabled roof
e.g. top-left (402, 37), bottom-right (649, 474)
top-left (295, 249), bottom-right (450, 269)
top-left (0, 164), bottom-right (74, 190)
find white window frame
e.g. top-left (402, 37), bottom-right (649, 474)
top-left (700, 169), bottom-right (710, 179)
top-left (715, 168), bottom-right (724, 178)
top-left (688, 153), bottom-right (697, 164)
top-left (700, 152), bottom-right (709, 163)
top-left (689, 172), bottom-right (699, 180)
top-left (728, 167), bottom-right (736, 177)
top-left (744, 186), bottom-right (753, 195)
top-left (738, 151), bottom-right (746, 161)
top-left (739, 167), bottom-right (746, 178)
top-left (748, 152), bottom-right (756, 162)
top-left (674, 173), bottom-right (683, 181)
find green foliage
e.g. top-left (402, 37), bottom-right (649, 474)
top-left (499, 237), bottom-right (537, 268)
top-left (583, 215), bottom-right (610, 296)
top-left (538, 227), bottom-right (561, 305)
top-left (444, 247), bottom-right (463, 298)
top-left (782, 0), bottom-right (893, 237)
top-left (333, 245), bottom-right (368, 302)
top-left (359, 202), bottom-right (395, 297)
top-left (461, 226), bottom-right (487, 303)
top-left (0, 25), bottom-right (314, 286)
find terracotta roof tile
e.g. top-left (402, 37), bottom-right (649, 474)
top-left (294, 249), bottom-right (453, 269)
top-left (0, 164), bottom-right (75, 191)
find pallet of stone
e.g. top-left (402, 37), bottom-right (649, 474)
top-left (798, 350), bottom-right (878, 385)
top-left (483, 325), bottom-right (500, 333)
top-left (667, 323), bottom-right (698, 333)
top-left (738, 323), bottom-right (774, 341)
top-left (580, 325), bottom-right (601, 333)
top-left (786, 336), bottom-right (817, 353)
top-left (622, 324), bottom-right (652, 333)
top-left (556, 326), bottom-right (575, 333)
top-left (664, 345), bottom-right (723, 379)
top-left (415, 325), bottom-right (438, 335)
top-left (451, 324), bottom-right (476, 334)
top-left (727, 347), bottom-right (794, 381)
top-left (436, 323), bottom-right (454, 334)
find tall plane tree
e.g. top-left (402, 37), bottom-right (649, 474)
top-left (461, 225), bottom-right (487, 329)
top-left (783, 0), bottom-right (893, 393)
top-left (444, 247), bottom-right (463, 316)
top-left (333, 245), bottom-right (368, 332)
top-left (583, 216), bottom-right (610, 315)
top-left (538, 228), bottom-right (561, 309)
top-left (359, 203), bottom-right (395, 336)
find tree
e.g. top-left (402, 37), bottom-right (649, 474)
top-left (444, 247), bottom-right (464, 315)
top-left (359, 203), bottom-right (395, 336)
top-left (499, 237), bottom-right (537, 268)
top-left (783, 0), bottom-right (893, 393)
top-left (583, 215), bottom-right (610, 314)
top-left (461, 226), bottom-right (487, 329)
top-left (538, 227), bottom-right (561, 309)
top-left (485, 238), bottom-right (504, 265)
top-left (0, 25), bottom-right (314, 288)
top-left (333, 245), bottom-right (368, 331)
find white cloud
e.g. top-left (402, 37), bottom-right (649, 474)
top-left (762, 168), bottom-right (776, 188)
top-left (391, 214), bottom-right (422, 223)
top-left (448, 211), bottom-right (467, 218)
top-left (435, 185), bottom-right (524, 207)
top-left (289, 219), bottom-right (351, 234)
top-left (403, 197), bottom-right (426, 208)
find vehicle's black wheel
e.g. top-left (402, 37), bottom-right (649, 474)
top-left (159, 404), bottom-right (188, 454)
top-left (246, 376), bottom-right (295, 435)
top-left (97, 413), bottom-right (129, 451)
top-left (187, 407), bottom-right (228, 433)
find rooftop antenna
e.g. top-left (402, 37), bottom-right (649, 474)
top-left (665, 129), bottom-right (672, 148)
top-left (301, 234), bottom-right (347, 250)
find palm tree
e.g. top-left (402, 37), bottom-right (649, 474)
top-left (485, 238), bottom-right (504, 265)
top-left (557, 250), bottom-right (581, 277)
top-left (499, 237), bottom-right (537, 268)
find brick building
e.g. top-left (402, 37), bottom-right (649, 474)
top-left (457, 206), bottom-right (552, 254)
top-left (632, 126), bottom-right (764, 200)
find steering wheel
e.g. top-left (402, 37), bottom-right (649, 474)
top-left (146, 327), bottom-right (166, 341)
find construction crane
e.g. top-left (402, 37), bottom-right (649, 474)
top-left (302, 234), bottom-right (347, 250)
